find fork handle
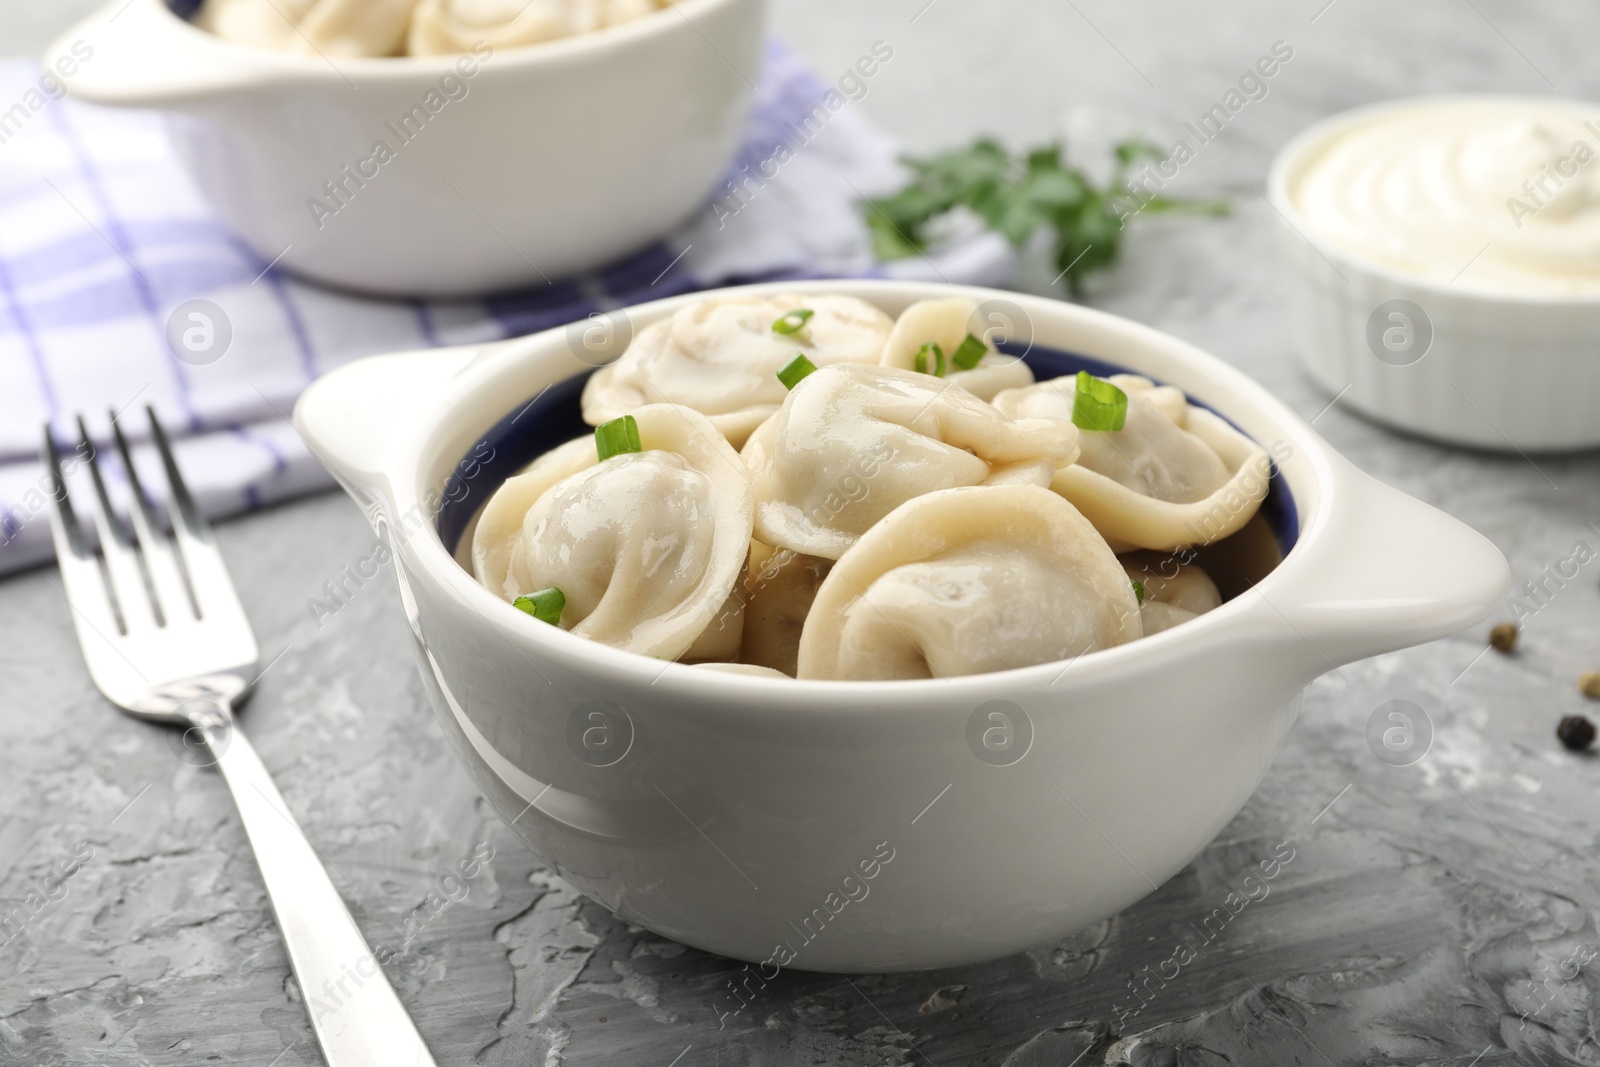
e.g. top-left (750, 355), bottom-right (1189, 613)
top-left (203, 709), bottom-right (438, 1067)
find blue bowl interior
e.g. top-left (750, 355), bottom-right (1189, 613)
top-left (438, 345), bottom-right (1300, 586)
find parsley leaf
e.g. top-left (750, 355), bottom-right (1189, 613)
top-left (863, 138), bottom-right (1228, 296)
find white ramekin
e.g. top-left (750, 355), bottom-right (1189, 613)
top-left (1267, 95), bottom-right (1600, 453)
top-left (294, 279), bottom-right (1508, 973)
top-left (46, 0), bottom-right (764, 296)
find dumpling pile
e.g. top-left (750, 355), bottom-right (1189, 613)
top-left (740, 362), bottom-right (1077, 559)
top-left (472, 293), bottom-right (1277, 681)
top-left (195, 0), bottom-right (674, 57)
top-left (582, 294), bottom-right (894, 449)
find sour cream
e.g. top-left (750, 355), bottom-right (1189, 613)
top-left (1290, 96), bottom-right (1600, 296)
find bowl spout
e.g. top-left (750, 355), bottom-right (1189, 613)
top-left (45, 0), bottom-right (273, 109)
top-left (293, 344), bottom-right (492, 514)
top-left (1250, 458), bottom-right (1509, 668)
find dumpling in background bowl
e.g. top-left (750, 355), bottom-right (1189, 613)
top-left (993, 374), bottom-right (1271, 552)
top-left (797, 484), bottom-right (1142, 681)
top-left (471, 404), bottom-right (752, 660)
top-left (197, 0), bottom-right (417, 55)
top-left (196, 0), bottom-right (673, 55)
top-left (409, 0), bottom-right (672, 55)
top-left (582, 294), bottom-right (894, 448)
top-left (742, 363), bottom-right (1079, 561)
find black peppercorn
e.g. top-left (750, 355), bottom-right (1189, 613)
top-left (1557, 715), bottom-right (1596, 752)
top-left (1489, 622), bottom-right (1518, 653)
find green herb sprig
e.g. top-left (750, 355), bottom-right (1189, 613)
top-left (862, 139), bottom-right (1227, 296)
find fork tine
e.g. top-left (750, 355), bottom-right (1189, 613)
top-left (42, 426), bottom-right (92, 559)
top-left (77, 415), bottom-right (157, 633)
top-left (41, 425), bottom-right (121, 637)
top-left (146, 406), bottom-right (241, 623)
top-left (110, 410), bottom-right (195, 625)
top-left (146, 406), bottom-right (212, 545)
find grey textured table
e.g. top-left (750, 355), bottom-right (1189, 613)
top-left (5, 2), bottom-right (1600, 1065)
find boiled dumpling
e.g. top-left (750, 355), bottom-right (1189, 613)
top-left (582, 294), bottom-right (894, 449)
top-left (681, 589), bottom-right (745, 662)
top-left (198, 0), bottom-right (416, 56)
top-left (691, 662), bottom-right (790, 679)
top-left (993, 374), bottom-right (1271, 552)
top-left (408, 0), bottom-right (669, 55)
top-left (798, 485), bottom-right (1142, 680)
top-left (196, 0), bottom-right (317, 51)
top-left (736, 542), bottom-right (832, 677)
top-left (880, 297), bottom-right (1034, 400)
top-left (1074, 376), bottom-right (1231, 504)
top-left (1120, 552), bottom-right (1222, 635)
top-left (409, 0), bottom-right (584, 54)
top-left (472, 404), bottom-right (752, 659)
top-left (742, 363), bottom-right (1079, 560)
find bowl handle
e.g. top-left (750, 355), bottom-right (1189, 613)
top-left (294, 344), bottom-right (496, 511)
top-left (1250, 460), bottom-right (1509, 668)
top-left (47, 0), bottom-right (278, 108)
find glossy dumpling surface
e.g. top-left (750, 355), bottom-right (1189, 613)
top-left (743, 363), bottom-right (1079, 560)
top-left (198, 0), bottom-right (416, 55)
top-left (582, 293), bottom-right (894, 448)
top-left (880, 297), bottom-right (1034, 400)
top-left (1120, 552), bottom-right (1223, 635)
top-left (994, 374), bottom-right (1271, 552)
top-left (472, 404), bottom-right (752, 659)
top-left (798, 485), bottom-right (1142, 680)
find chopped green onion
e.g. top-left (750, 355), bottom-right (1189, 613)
top-left (1131, 579), bottom-right (1145, 604)
top-left (595, 415), bottom-right (642, 461)
top-left (772, 308), bottom-right (814, 336)
top-left (914, 342), bottom-right (947, 378)
top-left (777, 353), bottom-right (817, 390)
top-left (951, 333), bottom-right (987, 371)
top-left (514, 587), bottom-right (565, 625)
top-left (1071, 371), bottom-right (1128, 432)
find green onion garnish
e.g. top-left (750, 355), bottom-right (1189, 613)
top-left (772, 308), bottom-right (814, 336)
top-left (514, 587), bottom-right (565, 625)
top-left (1071, 371), bottom-right (1128, 432)
top-left (1131, 579), bottom-right (1145, 604)
top-left (595, 415), bottom-right (642, 461)
top-left (951, 333), bottom-right (987, 371)
top-left (777, 353), bottom-right (817, 390)
top-left (914, 342), bottom-right (947, 378)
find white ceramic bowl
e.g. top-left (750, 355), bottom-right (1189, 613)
top-left (47, 0), bottom-right (764, 296)
top-left (1268, 96), bottom-right (1600, 452)
top-left (295, 280), bottom-right (1508, 973)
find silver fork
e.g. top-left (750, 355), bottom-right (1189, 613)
top-left (44, 407), bottom-right (437, 1067)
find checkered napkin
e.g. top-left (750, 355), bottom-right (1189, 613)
top-left (0, 39), bottom-right (1013, 576)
